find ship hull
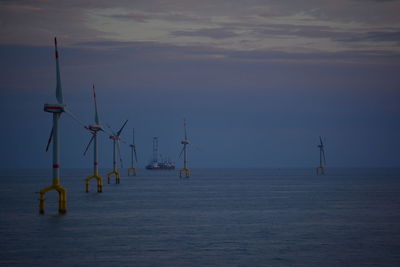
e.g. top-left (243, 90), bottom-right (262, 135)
top-left (146, 166), bottom-right (175, 170)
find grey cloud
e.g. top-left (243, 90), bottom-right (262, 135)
top-left (157, 13), bottom-right (210, 23)
top-left (337, 31), bottom-right (400, 44)
top-left (254, 24), bottom-right (344, 39)
top-left (171, 28), bottom-right (239, 39)
top-left (107, 13), bottom-right (149, 22)
top-left (70, 40), bottom-right (400, 66)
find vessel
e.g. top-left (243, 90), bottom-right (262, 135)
top-left (146, 137), bottom-right (175, 170)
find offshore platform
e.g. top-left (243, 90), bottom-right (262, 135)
top-left (146, 137), bottom-right (175, 170)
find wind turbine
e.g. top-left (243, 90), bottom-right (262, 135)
top-left (316, 136), bottom-right (326, 175)
top-left (128, 128), bottom-right (138, 176)
top-left (39, 37), bottom-right (83, 214)
top-left (107, 120), bottom-right (128, 184)
top-left (179, 119), bottom-right (190, 178)
top-left (83, 85), bottom-right (104, 193)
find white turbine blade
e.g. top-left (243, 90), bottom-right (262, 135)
top-left (45, 126), bottom-right (54, 152)
top-left (178, 147), bottom-right (184, 159)
top-left (132, 128), bottom-right (135, 144)
top-left (100, 127), bottom-right (114, 137)
top-left (64, 108), bottom-right (87, 129)
top-left (106, 124), bottom-right (117, 136)
top-left (92, 84), bottom-right (100, 125)
top-left (83, 134), bottom-right (95, 156)
top-left (119, 137), bottom-right (129, 144)
top-left (54, 37), bottom-right (63, 104)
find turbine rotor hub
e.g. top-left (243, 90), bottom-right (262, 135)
top-left (88, 125), bottom-right (102, 131)
top-left (44, 103), bottom-right (66, 113)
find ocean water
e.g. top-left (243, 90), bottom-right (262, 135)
top-left (0, 168), bottom-right (400, 266)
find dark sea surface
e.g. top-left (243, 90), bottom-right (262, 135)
top-left (1, 168), bottom-right (400, 266)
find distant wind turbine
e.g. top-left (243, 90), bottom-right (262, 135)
top-left (107, 120), bottom-right (128, 184)
top-left (128, 128), bottom-right (138, 176)
top-left (179, 119), bottom-right (190, 178)
top-left (83, 85), bottom-right (104, 193)
top-left (316, 136), bottom-right (326, 175)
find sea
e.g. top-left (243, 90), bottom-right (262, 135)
top-left (0, 168), bottom-right (400, 266)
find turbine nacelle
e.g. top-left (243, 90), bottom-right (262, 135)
top-left (44, 103), bottom-right (66, 113)
top-left (86, 125), bottom-right (103, 132)
top-left (109, 135), bottom-right (120, 140)
top-left (181, 140), bottom-right (189, 145)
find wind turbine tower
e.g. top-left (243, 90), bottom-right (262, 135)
top-left (316, 136), bottom-right (326, 175)
top-left (179, 119), bottom-right (190, 178)
top-left (83, 85), bottom-right (104, 193)
top-left (128, 128), bottom-right (138, 176)
top-left (38, 38), bottom-right (68, 214)
top-left (107, 120), bottom-right (128, 184)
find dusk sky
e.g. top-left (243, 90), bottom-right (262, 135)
top-left (0, 0), bottom-right (399, 169)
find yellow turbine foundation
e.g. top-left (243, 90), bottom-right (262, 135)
top-left (179, 168), bottom-right (190, 178)
top-left (85, 171), bottom-right (103, 193)
top-left (107, 168), bottom-right (120, 184)
top-left (316, 166), bottom-right (325, 175)
top-left (128, 167), bottom-right (136, 176)
top-left (38, 178), bottom-right (67, 214)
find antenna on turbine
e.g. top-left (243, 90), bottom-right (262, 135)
top-left (128, 128), bottom-right (138, 176)
top-left (179, 119), bottom-right (190, 178)
top-left (107, 120), bottom-right (128, 184)
top-left (82, 84), bottom-right (104, 193)
top-left (316, 136), bottom-right (326, 175)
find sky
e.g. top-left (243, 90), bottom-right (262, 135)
top-left (0, 0), bottom-right (400, 169)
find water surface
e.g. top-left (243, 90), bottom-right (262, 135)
top-left (1, 168), bottom-right (399, 266)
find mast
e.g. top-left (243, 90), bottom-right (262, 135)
top-left (153, 137), bottom-right (158, 163)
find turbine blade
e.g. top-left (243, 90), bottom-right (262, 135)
top-left (105, 124), bottom-right (116, 136)
top-left (101, 128), bottom-right (113, 137)
top-left (54, 37), bottom-right (63, 104)
top-left (117, 120), bottom-right (128, 136)
top-left (64, 108), bottom-right (87, 128)
top-left (132, 128), bottom-right (135, 144)
top-left (322, 149), bottom-right (326, 165)
top-left (120, 138), bottom-right (128, 144)
top-left (319, 136), bottom-right (323, 146)
top-left (178, 147), bottom-right (184, 159)
top-left (45, 126), bottom-right (54, 152)
top-left (92, 84), bottom-right (100, 125)
top-left (83, 134), bottom-right (95, 156)
top-left (133, 146), bottom-right (138, 162)
top-left (116, 140), bottom-right (123, 168)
